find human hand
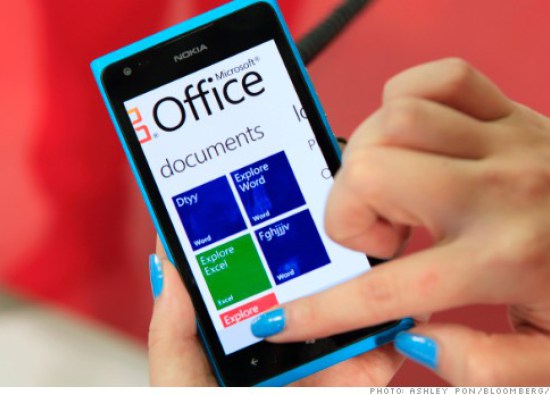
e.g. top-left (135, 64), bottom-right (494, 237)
top-left (148, 238), bottom-right (217, 386)
top-left (250, 58), bottom-right (550, 386)
top-left (147, 138), bottom-right (410, 386)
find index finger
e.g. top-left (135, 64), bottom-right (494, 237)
top-left (258, 241), bottom-right (501, 343)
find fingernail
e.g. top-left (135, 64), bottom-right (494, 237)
top-left (149, 254), bottom-right (164, 299)
top-left (394, 331), bottom-right (438, 370)
top-left (251, 308), bottom-right (286, 338)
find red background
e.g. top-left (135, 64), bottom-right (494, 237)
top-left (2, 0), bottom-right (549, 386)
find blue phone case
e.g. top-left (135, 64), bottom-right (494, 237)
top-left (91, 0), bottom-right (414, 386)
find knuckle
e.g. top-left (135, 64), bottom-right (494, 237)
top-left (324, 215), bottom-right (353, 245)
top-left (342, 152), bottom-right (366, 187)
top-left (359, 272), bottom-right (397, 321)
top-left (481, 225), bottom-right (550, 286)
top-left (476, 164), bottom-right (508, 189)
top-left (478, 163), bottom-right (550, 272)
top-left (378, 98), bottom-right (425, 143)
top-left (383, 57), bottom-right (475, 101)
top-left (342, 151), bottom-right (379, 196)
top-left (383, 66), bottom-right (421, 100)
top-left (514, 166), bottom-right (550, 202)
top-left (383, 73), bottom-right (403, 100)
top-left (437, 57), bottom-right (475, 93)
top-left (478, 161), bottom-right (550, 204)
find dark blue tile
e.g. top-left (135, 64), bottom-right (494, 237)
top-left (231, 151), bottom-right (306, 225)
top-left (256, 210), bottom-right (331, 284)
top-left (173, 176), bottom-right (246, 251)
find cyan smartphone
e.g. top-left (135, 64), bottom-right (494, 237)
top-left (92, 0), bottom-right (413, 386)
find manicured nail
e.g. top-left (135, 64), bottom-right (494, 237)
top-left (394, 332), bottom-right (438, 370)
top-left (251, 308), bottom-right (286, 338)
top-left (149, 254), bottom-right (164, 299)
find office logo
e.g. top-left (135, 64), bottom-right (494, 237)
top-left (152, 71), bottom-right (266, 133)
top-left (128, 107), bottom-right (152, 144)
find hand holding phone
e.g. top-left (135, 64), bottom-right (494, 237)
top-left (148, 236), bottom-right (406, 387)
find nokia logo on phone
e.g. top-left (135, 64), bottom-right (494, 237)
top-left (174, 44), bottom-right (208, 63)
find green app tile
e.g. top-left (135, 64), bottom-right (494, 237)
top-left (196, 234), bottom-right (271, 310)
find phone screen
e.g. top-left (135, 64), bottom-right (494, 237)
top-left (123, 39), bottom-right (371, 355)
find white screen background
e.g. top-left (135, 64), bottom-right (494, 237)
top-left (125, 40), bottom-right (371, 354)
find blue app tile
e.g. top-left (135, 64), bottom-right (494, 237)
top-left (256, 210), bottom-right (331, 284)
top-left (231, 151), bottom-right (306, 225)
top-left (173, 176), bottom-right (246, 251)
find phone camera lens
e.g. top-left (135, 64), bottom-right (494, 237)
top-left (123, 67), bottom-right (133, 76)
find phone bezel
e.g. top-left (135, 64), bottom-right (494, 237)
top-left (100, 2), bottom-right (399, 386)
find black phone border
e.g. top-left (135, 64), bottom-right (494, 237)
top-left (100, 2), bottom-right (399, 387)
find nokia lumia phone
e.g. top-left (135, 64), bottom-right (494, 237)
top-left (91, 0), bottom-right (413, 386)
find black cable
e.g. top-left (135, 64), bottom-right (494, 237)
top-left (298, 0), bottom-right (374, 65)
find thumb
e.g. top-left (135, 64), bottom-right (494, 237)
top-left (148, 251), bottom-right (215, 386)
top-left (394, 324), bottom-right (550, 386)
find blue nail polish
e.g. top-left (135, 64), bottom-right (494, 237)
top-left (394, 332), bottom-right (438, 370)
top-left (251, 308), bottom-right (286, 338)
top-left (149, 254), bottom-right (164, 299)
